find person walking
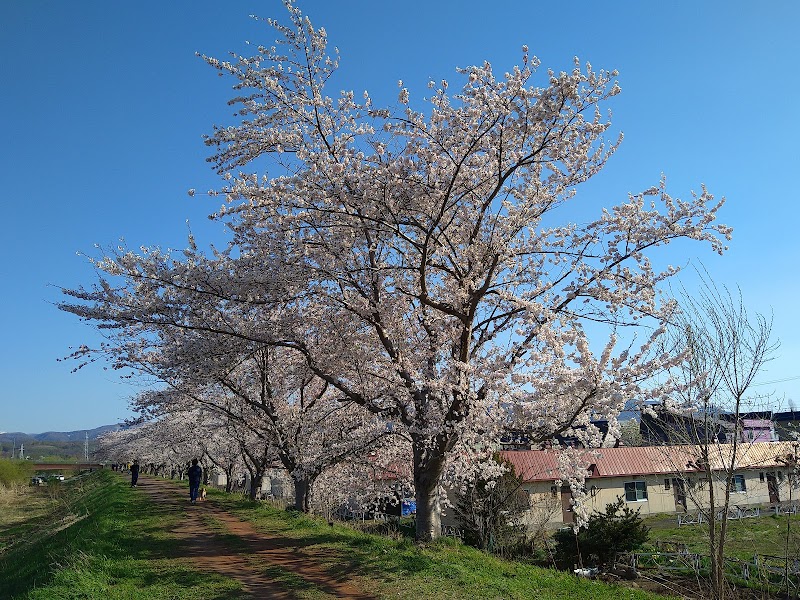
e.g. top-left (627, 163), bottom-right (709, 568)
top-left (130, 460), bottom-right (140, 487)
top-left (187, 458), bottom-right (203, 504)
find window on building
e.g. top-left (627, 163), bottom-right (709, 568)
top-left (729, 474), bottom-right (746, 493)
top-left (664, 478), bottom-right (671, 490)
top-left (760, 472), bottom-right (765, 482)
top-left (624, 480), bottom-right (648, 502)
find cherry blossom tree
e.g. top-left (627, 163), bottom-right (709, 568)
top-left (62, 1), bottom-right (731, 540)
top-left (96, 414), bottom-right (203, 479)
top-left (128, 394), bottom-right (241, 484)
top-left (129, 392), bottom-right (278, 500)
top-left (199, 414), bottom-right (246, 493)
top-left (134, 341), bottom-right (388, 510)
top-left (311, 436), bottom-right (414, 521)
top-left (195, 2), bottom-right (729, 540)
top-left (61, 253), bottom-right (388, 511)
top-left (96, 426), bottom-right (145, 466)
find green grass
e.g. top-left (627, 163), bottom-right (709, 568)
top-left (0, 474), bottom-right (679, 599)
top-left (644, 511), bottom-right (800, 560)
top-left (0, 471), bottom-right (242, 599)
top-left (205, 487), bottom-right (673, 600)
top-left (0, 459), bottom-right (33, 487)
top-left (641, 512), bottom-right (800, 595)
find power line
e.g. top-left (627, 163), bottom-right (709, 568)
top-left (752, 375), bottom-right (800, 387)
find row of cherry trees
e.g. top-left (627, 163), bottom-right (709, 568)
top-left (96, 398), bottom-right (413, 514)
top-left (61, 1), bottom-right (731, 540)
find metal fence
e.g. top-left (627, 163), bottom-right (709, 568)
top-left (677, 505), bottom-right (762, 526)
top-left (616, 550), bottom-right (800, 594)
top-left (774, 503), bottom-right (800, 516)
top-left (441, 524), bottom-right (464, 539)
top-left (678, 503), bottom-right (800, 526)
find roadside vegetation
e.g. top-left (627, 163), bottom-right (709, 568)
top-left (554, 498), bottom-right (650, 569)
top-left (0, 458), bottom-right (33, 487)
top-left (6, 462), bottom-right (792, 598)
top-left (0, 470), bottom-right (241, 599)
top-left (0, 458), bottom-right (44, 552)
top-left (2, 470), bottom-right (672, 600)
top-left (205, 486), bottom-right (670, 600)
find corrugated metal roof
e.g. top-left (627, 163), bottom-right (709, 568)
top-left (498, 450), bottom-right (561, 482)
top-left (500, 441), bottom-right (799, 482)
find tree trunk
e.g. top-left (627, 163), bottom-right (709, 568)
top-left (224, 466), bottom-right (234, 493)
top-left (294, 477), bottom-right (312, 512)
top-left (413, 444), bottom-right (446, 542)
top-left (249, 472), bottom-right (264, 501)
top-left (704, 461), bottom-right (722, 600)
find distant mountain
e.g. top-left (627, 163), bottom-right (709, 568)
top-left (0, 424), bottom-right (124, 443)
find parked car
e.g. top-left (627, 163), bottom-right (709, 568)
top-left (30, 476), bottom-right (46, 486)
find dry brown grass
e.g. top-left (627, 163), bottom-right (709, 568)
top-left (0, 484), bottom-right (27, 520)
top-left (0, 484), bottom-right (56, 532)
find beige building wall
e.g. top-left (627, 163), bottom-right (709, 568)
top-left (525, 468), bottom-right (796, 528)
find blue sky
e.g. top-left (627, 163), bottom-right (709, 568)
top-left (1, 1), bottom-right (798, 433)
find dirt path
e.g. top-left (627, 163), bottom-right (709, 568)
top-left (135, 475), bottom-right (375, 599)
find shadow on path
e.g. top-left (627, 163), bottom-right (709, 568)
top-left (136, 476), bottom-right (374, 599)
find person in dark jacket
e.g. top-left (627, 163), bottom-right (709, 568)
top-left (187, 458), bottom-right (203, 504)
top-left (130, 460), bottom-right (140, 487)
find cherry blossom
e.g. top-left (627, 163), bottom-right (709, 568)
top-left (62, 1), bottom-right (730, 540)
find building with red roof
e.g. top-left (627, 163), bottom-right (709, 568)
top-left (499, 441), bottom-right (798, 526)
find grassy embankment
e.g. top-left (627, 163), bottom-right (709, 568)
top-left (0, 470), bottom-right (241, 599)
top-left (1, 468), bottom-right (672, 600)
top-left (203, 486), bottom-right (672, 600)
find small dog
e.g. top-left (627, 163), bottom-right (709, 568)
top-left (200, 487), bottom-right (207, 501)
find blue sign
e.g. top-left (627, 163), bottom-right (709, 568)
top-left (401, 499), bottom-right (416, 516)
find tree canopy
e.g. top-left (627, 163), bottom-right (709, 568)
top-left (60, 1), bottom-right (730, 541)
